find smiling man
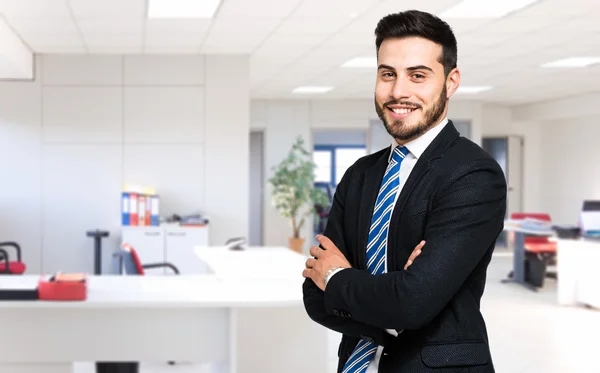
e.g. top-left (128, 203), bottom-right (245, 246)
top-left (302, 10), bottom-right (507, 373)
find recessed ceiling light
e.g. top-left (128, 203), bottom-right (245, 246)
top-left (342, 57), bottom-right (377, 68)
top-left (292, 86), bottom-right (334, 94)
top-left (147, 0), bottom-right (221, 19)
top-left (541, 57), bottom-right (600, 68)
top-left (455, 86), bottom-right (493, 94)
top-left (440, 0), bottom-right (540, 18)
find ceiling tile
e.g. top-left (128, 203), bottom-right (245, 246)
top-left (145, 34), bottom-right (205, 48)
top-left (144, 46), bottom-right (199, 54)
top-left (216, 0), bottom-right (302, 18)
top-left (35, 46), bottom-right (86, 53)
top-left (209, 17), bottom-right (282, 35)
top-left (291, 0), bottom-right (378, 18)
top-left (69, 0), bottom-right (145, 18)
top-left (145, 19), bottom-right (212, 35)
top-left (202, 34), bottom-right (266, 52)
top-left (276, 17), bottom-right (352, 34)
top-left (0, 0), bottom-right (71, 17)
top-left (24, 34), bottom-right (84, 50)
top-left (8, 17), bottom-right (79, 37)
top-left (89, 46), bottom-right (142, 54)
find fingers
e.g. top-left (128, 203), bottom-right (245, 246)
top-left (316, 234), bottom-right (338, 252)
top-left (305, 257), bottom-right (317, 269)
top-left (309, 245), bottom-right (323, 258)
top-left (404, 240), bottom-right (426, 270)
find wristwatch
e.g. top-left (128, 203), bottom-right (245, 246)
top-left (324, 266), bottom-right (344, 287)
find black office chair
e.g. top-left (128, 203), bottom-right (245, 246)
top-left (0, 241), bottom-right (26, 275)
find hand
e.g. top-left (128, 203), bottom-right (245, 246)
top-left (404, 240), bottom-right (425, 270)
top-left (302, 234), bottom-right (351, 291)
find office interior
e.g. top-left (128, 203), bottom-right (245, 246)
top-left (1, 0), bottom-right (599, 372)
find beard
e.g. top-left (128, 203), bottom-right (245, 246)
top-left (375, 85), bottom-right (447, 142)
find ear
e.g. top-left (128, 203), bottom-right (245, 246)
top-left (446, 68), bottom-right (461, 98)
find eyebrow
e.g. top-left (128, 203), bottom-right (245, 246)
top-left (377, 64), bottom-right (435, 74)
top-left (406, 65), bottom-right (434, 73)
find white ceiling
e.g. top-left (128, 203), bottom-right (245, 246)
top-left (1, 0), bottom-right (600, 104)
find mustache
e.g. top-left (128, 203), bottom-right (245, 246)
top-left (384, 100), bottom-right (422, 110)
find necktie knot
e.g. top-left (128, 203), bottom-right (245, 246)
top-left (392, 146), bottom-right (409, 163)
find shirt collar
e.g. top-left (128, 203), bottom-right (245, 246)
top-left (389, 117), bottom-right (449, 161)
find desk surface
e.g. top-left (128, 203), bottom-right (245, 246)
top-left (0, 246), bottom-right (309, 309)
top-left (194, 245), bottom-right (309, 280)
top-left (0, 275), bottom-right (305, 309)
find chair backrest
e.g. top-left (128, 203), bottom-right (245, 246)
top-left (120, 243), bottom-right (145, 275)
top-left (510, 213), bottom-right (552, 243)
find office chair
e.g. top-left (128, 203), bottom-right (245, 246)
top-left (0, 241), bottom-right (26, 275)
top-left (113, 243), bottom-right (179, 367)
top-left (510, 213), bottom-right (557, 287)
top-left (115, 243), bottom-right (179, 275)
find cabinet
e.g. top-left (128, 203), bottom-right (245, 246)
top-left (121, 225), bottom-right (209, 274)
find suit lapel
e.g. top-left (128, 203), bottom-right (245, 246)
top-left (393, 121), bottom-right (460, 217)
top-left (356, 148), bottom-right (390, 269)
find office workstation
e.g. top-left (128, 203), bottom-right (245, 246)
top-left (0, 246), bottom-right (327, 373)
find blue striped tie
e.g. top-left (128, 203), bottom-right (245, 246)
top-left (341, 145), bottom-right (409, 373)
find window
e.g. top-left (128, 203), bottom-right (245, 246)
top-left (313, 145), bottom-right (366, 187)
top-left (335, 148), bottom-right (367, 184)
top-left (313, 150), bottom-right (332, 183)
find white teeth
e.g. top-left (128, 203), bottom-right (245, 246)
top-left (392, 108), bottom-right (413, 114)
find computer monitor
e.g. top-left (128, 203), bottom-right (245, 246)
top-left (582, 200), bottom-right (600, 211)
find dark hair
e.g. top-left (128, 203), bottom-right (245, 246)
top-left (375, 10), bottom-right (458, 76)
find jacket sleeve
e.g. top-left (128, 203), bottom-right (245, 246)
top-left (322, 158), bottom-right (507, 331)
top-left (302, 165), bottom-right (391, 346)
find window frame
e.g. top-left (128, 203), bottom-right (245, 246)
top-left (313, 144), bottom-right (366, 188)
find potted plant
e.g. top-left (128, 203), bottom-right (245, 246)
top-left (268, 136), bottom-right (329, 253)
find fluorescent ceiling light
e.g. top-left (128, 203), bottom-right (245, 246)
top-left (292, 86), bottom-right (334, 94)
top-left (147, 0), bottom-right (221, 19)
top-left (455, 86), bottom-right (493, 94)
top-left (440, 0), bottom-right (540, 18)
top-left (541, 57), bottom-right (600, 68)
top-left (342, 57), bottom-right (377, 68)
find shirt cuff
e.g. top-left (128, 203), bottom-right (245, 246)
top-left (325, 267), bottom-right (346, 287)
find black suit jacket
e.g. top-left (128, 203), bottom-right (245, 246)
top-left (303, 121), bottom-right (507, 372)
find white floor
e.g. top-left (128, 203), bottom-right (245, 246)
top-left (71, 251), bottom-right (599, 373)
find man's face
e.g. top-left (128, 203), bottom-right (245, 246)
top-left (374, 36), bottom-right (459, 143)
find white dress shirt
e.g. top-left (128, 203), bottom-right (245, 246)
top-left (326, 117), bottom-right (449, 373)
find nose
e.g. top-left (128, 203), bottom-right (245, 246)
top-left (391, 76), bottom-right (411, 100)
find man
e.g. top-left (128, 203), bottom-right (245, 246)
top-left (302, 9), bottom-right (506, 373)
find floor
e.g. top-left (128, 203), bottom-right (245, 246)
top-left (72, 249), bottom-right (599, 373)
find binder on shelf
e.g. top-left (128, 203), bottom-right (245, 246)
top-left (138, 195), bottom-right (147, 227)
top-left (145, 197), bottom-right (151, 226)
top-left (129, 193), bottom-right (139, 226)
top-left (121, 192), bottom-right (130, 226)
top-left (150, 195), bottom-right (160, 226)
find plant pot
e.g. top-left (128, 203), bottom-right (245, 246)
top-left (288, 237), bottom-right (305, 254)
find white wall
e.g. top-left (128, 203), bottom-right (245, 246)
top-left (252, 99), bottom-right (504, 250)
top-left (512, 93), bottom-right (600, 225)
top-left (481, 104), bottom-right (543, 214)
top-left (0, 54), bottom-right (249, 274)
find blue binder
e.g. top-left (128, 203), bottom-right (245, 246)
top-left (121, 192), bottom-right (130, 226)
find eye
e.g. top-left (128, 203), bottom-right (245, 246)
top-left (412, 73), bottom-right (425, 79)
top-left (381, 71), bottom-right (395, 79)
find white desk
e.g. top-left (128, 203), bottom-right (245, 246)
top-left (557, 238), bottom-right (600, 309)
top-left (0, 247), bottom-right (327, 373)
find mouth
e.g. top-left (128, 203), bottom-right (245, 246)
top-left (387, 105), bottom-right (419, 120)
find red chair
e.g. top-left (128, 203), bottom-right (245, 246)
top-left (510, 213), bottom-right (557, 286)
top-left (0, 242), bottom-right (26, 275)
top-left (510, 213), bottom-right (557, 254)
top-left (116, 243), bottom-right (179, 275)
